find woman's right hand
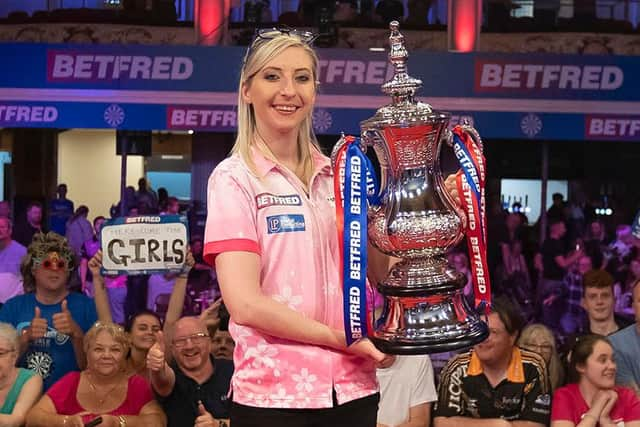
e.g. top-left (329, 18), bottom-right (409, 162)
top-left (597, 389), bottom-right (618, 425)
top-left (88, 251), bottom-right (103, 278)
top-left (346, 338), bottom-right (395, 368)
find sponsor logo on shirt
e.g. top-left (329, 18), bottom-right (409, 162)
top-left (267, 214), bottom-right (305, 234)
top-left (256, 193), bottom-right (302, 209)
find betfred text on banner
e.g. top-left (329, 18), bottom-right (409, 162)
top-left (100, 215), bottom-right (189, 276)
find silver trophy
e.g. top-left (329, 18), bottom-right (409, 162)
top-left (332, 22), bottom-right (488, 354)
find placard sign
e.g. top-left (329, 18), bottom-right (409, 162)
top-left (100, 215), bottom-right (189, 275)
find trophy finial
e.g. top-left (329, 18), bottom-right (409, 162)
top-left (381, 21), bottom-right (422, 103)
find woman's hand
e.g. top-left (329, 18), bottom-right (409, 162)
top-left (598, 389), bottom-right (618, 425)
top-left (346, 338), bottom-right (395, 368)
top-left (88, 251), bottom-right (103, 278)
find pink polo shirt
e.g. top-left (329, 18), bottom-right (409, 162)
top-left (204, 145), bottom-right (378, 409)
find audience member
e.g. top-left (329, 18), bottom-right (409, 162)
top-left (377, 355), bottom-right (437, 427)
top-left (539, 219), bottom-right (584, 334)
top-left (561, 254), bottom-right (592, 335)
top-left (551, 334), bottom-right (640, 426)
top-left (123, 310), bottom-right (163, 378)
top-left (0, 201), bottom-right (11, 219)
top-left (187, 237), bottom-right (214, 295)
top-left (160, 197), bottom-right (180, 216)
top-left (580, 269), bottom-right (632, 337)
top-left (48, 184), bottom-right (74, 237)
top-left (147, 316), bottom-right (233, 427)
top-left (609, 278), bottom-right (640, 395)
top-left (0, 232), bottom-right (96, 390)
top-left (25, 321), bottom-right (166, 426)
top-left (0, 217), bottom-right (27, 303)
top-left (519, 323), bottom-right (565, 391)
top-left (135, 178), bottom-right (158, 213)
top-left (65, 206), bottom-right (92, 260)
top-left (0, 322), bottom-right (42, 423)
top-left (211, 314), bottom-right (234, 361)
top-left (433, 297), bottom-right (551, 427)
top-left (79, 216), bottom-right (105, 297)
top-left (14, 202), bottom-right (45, 248)
top-left (547, 193), bottom-right (567, 223)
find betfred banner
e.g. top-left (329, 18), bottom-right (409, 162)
top-left (2, 43), bottom-right (640, 140)
top-left (100, 215), bottom-right (189, 276)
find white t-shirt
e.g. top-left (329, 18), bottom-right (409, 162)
top-left (376, 355), bottom-right (438, 427)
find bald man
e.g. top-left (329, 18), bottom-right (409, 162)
top-left (147, 317), bottom-right (233, 427)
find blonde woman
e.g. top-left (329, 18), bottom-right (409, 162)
top-left (26, 321), bottom-right (166, 427)
top-left (203, 28), bottom-right (396, 427)
top-left (519, 323), bottom-right (565, 390)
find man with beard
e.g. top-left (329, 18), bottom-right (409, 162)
top-left (147, 316), bottom-right (233, 427)
top-left (433, 297), bottom-right (551, 427)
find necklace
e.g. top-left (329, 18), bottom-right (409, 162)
top-left (85, 372), bottom-right (121, 405)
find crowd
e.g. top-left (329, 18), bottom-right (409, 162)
top-left (1, 26), bottom-right (640, 427)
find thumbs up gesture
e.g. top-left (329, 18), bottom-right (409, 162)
top-left (194, 401), bottom-right (216, 427)
top-left (27, 307), bottom-right (48, 341)
top-left (52, 299), bottom-right (81, 338)
top-left (146, 330), bottom-right (166, 372)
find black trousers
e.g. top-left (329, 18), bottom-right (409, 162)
top-left (230, 392), bottom-right (379, 427)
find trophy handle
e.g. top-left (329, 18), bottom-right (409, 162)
top-left (444, 119), bottom-right (484, 152)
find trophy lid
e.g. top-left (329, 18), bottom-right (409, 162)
top-left (361, 21), bottom-right (448, 130)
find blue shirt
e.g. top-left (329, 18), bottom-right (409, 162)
top-left (609, 324), bottom-right (640, 389)
top-left (0, 292), bottom-right (97, 390)
top-left (48, 198), bottom-right (74, 236)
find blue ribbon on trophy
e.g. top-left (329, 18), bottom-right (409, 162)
top-left (333, 135), bottom-right (380, 345)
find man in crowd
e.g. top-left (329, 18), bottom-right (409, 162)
top-left (560, 254), bottom-right (593, 335)
top-left (609, 278), bottom-right (640, 395)
top-left (0, 200), bottom-right (10, 218)
top-left (580, 269), bottom-right (631, 336)
top-left (147, 316), bottom-right (233, 427)
top-left (0, 216), bottom-right (27, 303)
top-left (48, 183), bottom-right (74, 236)
top-left (433, 297), bottom-right (551, 427)
top-left (14, 202), bottom-right (45, 247)
top-left (0, 232), bottom-right (96, 389)
top-left (539, 219), bottom-right (583, 332)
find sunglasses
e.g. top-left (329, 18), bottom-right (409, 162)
top-left (37, 253), bottom-right (69, 271)
top-left (254, 26), bottom-right (318, 44)
top-left (243, 26), bottom-right (318, 66)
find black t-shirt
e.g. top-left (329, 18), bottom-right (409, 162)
top-left (434, 348), bottom-right (551, 425)
top-left (159, 357), bottom-right (234, 427)
top-left (542, 237), bottom-right (567, 280)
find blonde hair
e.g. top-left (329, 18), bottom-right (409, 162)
top-left (83, 321), bottom-right (130, 356)
top-left (0, 322), bottom-right (18, 351)
top-left (233, 32), bottom-right (321, 183)
top-left (518, 323), bottom-right (564, 390)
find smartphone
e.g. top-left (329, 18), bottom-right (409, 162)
top-left (84, 416), bottom-right (103, 427)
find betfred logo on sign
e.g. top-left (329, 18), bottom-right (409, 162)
top-left (47, 50), bottom-right (194, 82)
top-left (474, 59), bottom-right (624, 92)
top-left (167, 106), bottom-right (236, 130)
top-left (585, 115), bottom-right (640, 140)
top-left (0, 105), bottom-right (58, 124)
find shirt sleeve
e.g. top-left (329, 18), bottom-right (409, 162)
top-left (619, 387), bottom-right (640, 421)
top-left (550, 386), bottom-right (574, 421)
top-left (203, 163), bottom-right (260, 266)
top-left (411, 357), bottom-right (437, 407)
top-left (433, 357), bottom-right (465, 418)
top-left (518, 362), bottom-right (551, 424)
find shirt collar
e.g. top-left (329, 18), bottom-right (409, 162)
top-left (467, 347), bottom-right (525, 383)
top-left (250, 143), bottom-right (331, 179)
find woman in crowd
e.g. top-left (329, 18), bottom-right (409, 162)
top-left (89, 250), bottom-right (193, 377)
top-left (0, 323), bottom-right (42, 424)
top-left (26, 321), bottom-right (166, 427)
top-left (551, 334), bottom-right (640, 426)
top-left (519, 323), bottom-right (564, 390)
top-left (204, 28), bottom-right (395, 426)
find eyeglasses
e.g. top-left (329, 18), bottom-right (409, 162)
top-left (0, 349), bottom-right (14, 358)
top-left (524, 343), bottom-right (553, 353)
top-left (254, 27), bottom-right (318, 45)
top-left (173, 332), bottom-right (209, 348)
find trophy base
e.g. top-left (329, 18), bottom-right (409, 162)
top-left (372, 266), bottom-right (489, 354)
